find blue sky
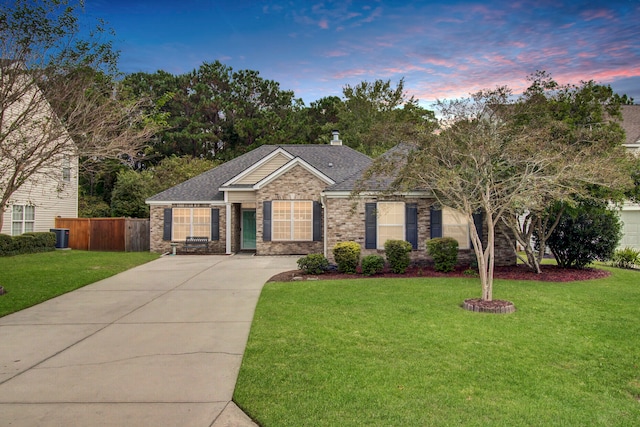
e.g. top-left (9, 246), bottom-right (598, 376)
top-left (83, 0), bottom-right (640, 106)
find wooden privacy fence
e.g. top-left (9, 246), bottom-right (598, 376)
top-left (54, 218), bottom-right (150, 252)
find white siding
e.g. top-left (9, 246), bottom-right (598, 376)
top-left (619, 204), bottom-right (640, 250)
top-left (236, 153), bottom-right (290, 184)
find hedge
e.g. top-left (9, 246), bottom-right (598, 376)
top-left (0, 232), bottom-right (57, 256)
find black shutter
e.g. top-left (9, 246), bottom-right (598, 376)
top-left (472, 210), bottom-right (483, 248)
top-left (211, 208), bottom-right (220, 241)
top-left (365, 203), bottom-right (377, 249)
top-left (263, 201), bottom-right (272, 242)
top-left (163, 208), bottom-right (172, 241)
top-left (405, 203), bottom-right (418, 250)
top-left (430, 206), bottom-right (442, 239)
top-left (313, 201), bottom-right (322, 242)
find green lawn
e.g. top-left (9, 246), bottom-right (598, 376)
top-left (235, 267), bottom-right (640, 426)
top-left (0, 250), bottom-right (159, 317)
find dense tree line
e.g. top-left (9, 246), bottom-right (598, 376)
top-left (87, 64), bottom-right (435, 216)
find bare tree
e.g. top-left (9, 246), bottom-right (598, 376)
top-left (0, 0), bottom-right (157, 229)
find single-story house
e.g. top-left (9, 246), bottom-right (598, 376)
top-left (146, 132), bottom-right (516, 266)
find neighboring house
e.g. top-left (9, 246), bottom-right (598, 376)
top-left (618, 105), bottom-right (640, 250)
top-left (0, 75), bottom-right (78, 236)
top-left (146, 132), bottom-right (516, 266)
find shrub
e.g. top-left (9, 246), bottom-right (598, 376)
top-left (0, 234), bottom-right (12, 255)
top-left (543, 200), bottom-right (622, 269)
top-left (611, 247), bottom-right (640, 269)
top-left (384, 240), bottom-right (413, 274)
top-left (0, 232), bottom-right (56, 256)
top-left (297, 253), bottom-right (329, 275)
top-left (362, 254), bottom-right (385, 276)
top-left (23, 232), bottom-right (57, 252)
top-left (332, 241), bottom-right (361, 273)
top-left (12, 234), bottom-right (35, 253)
top-left (426, 237), bottom-right (459, 272)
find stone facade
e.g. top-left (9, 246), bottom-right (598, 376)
top-left (255, 164), bottom-right (324, 255)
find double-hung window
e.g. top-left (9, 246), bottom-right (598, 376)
top-left (376, 202), bottom-right (405, 249)
top-left (12, 205), bottom-right (35, 235)
top-left (172, 208), bottom-right (211, 241)
top-left (442, 207), bottom-right (470, 249)
top-left (272, 200), bottom-right (313, 241)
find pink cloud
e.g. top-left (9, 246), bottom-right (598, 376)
top-left (319, 19), bottom-right (329, 29)
top-left (324, 49), bottom-right (348, 58)
top-left (581, 9), bottom-right (616, 21)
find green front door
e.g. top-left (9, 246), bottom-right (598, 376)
top-left (242, 209), bottom-right (257, 250)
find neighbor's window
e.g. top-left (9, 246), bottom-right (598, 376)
top-left (377, 201), bottom-right (405, 249)
top-left (12, 205), bottom-right (35, 235)
top-left (272, 200), bottom-right (312, 241)
top-left (62, 156), bottom-right (71, 182)
top-left (443, 207), bottom-right (470, 249)
top-left (172, 208), bottom-right (210, 240)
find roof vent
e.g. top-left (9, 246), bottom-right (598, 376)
top-left (330, 130), bottom-right (342, 146)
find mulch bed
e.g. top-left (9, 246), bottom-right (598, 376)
top-left (268, 264), bottom-right (611, 283)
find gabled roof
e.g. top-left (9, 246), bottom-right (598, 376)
top-left (146, 144), bottom-right (372, 203)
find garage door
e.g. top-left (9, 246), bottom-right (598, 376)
top-left (619, 208), bottom-right (640, 250)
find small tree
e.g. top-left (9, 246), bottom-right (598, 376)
top-left (539, 200), bottom-right (622, 268)
top-left (361, 73), bottom-right (632, 304)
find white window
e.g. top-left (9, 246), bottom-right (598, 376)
top-left (377, 202), bottom-right (405, 249)
top-left (12, 205), bottom-right (35, 235)
top-left (62, 156), bottom-right (71, 182)
top-left (172, 208), bottom-right (210, 241)
top-left (443, 207), bottom-right (470, 249)
top-left (272, 200), bottom-right (312, 241)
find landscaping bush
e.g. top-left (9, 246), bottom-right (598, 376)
top-left (542, 200), bottom-right (621, 268)
top-left (0, 232), bottom-right (56, 256)
top-left (332, 241), bottom-right (361, 273)
top-left (0, 234), bottom-right (12, 255)
top-left (426, 237), bottom-right (459, 272)
top-left (362, 254), bottom-right (385, 276)
top-left (297, 253), bottom-right (329, 275)
top-left (11, 234), bottom-right (35, 254)
top-left (23, 232), bottom-right (57, 251)
top-left (384, 240), bottom-right (413, 274)
top-left (611, 247), bottom-right (640, 269)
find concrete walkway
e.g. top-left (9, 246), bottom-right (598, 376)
top-left (0, 254), bottom-right (299, 427)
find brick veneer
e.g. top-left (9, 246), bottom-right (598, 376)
top-left (149, 204), bottom-right (226, 254)
top-left (255, 165), bottom-right (324, 255)
top-left (324, 196), bottom-right (516, 266)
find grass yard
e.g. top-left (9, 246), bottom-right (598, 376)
top-left (235, 267), bottom-right (640, 426)
top-left (0, 251), bottom-right (159, 317)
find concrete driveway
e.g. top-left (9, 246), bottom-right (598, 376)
top-left (0, 253), bottom-right (299, 427)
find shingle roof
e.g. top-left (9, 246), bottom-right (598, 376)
top-left (146, 144), bottom-right (372, 202)
top-left (620, 105), bottom-right (640, 146)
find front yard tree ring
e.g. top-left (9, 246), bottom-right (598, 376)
top-left (463, 298), bottom-right (515, 314)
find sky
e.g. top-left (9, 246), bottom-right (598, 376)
top-left (83, 0), bottom-right (640, 106)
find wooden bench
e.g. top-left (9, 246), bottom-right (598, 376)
top-left (183, 236), bottom-right (209, 253)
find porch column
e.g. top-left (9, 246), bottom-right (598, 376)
top-left (225, 203), bottom-right (232, 254)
